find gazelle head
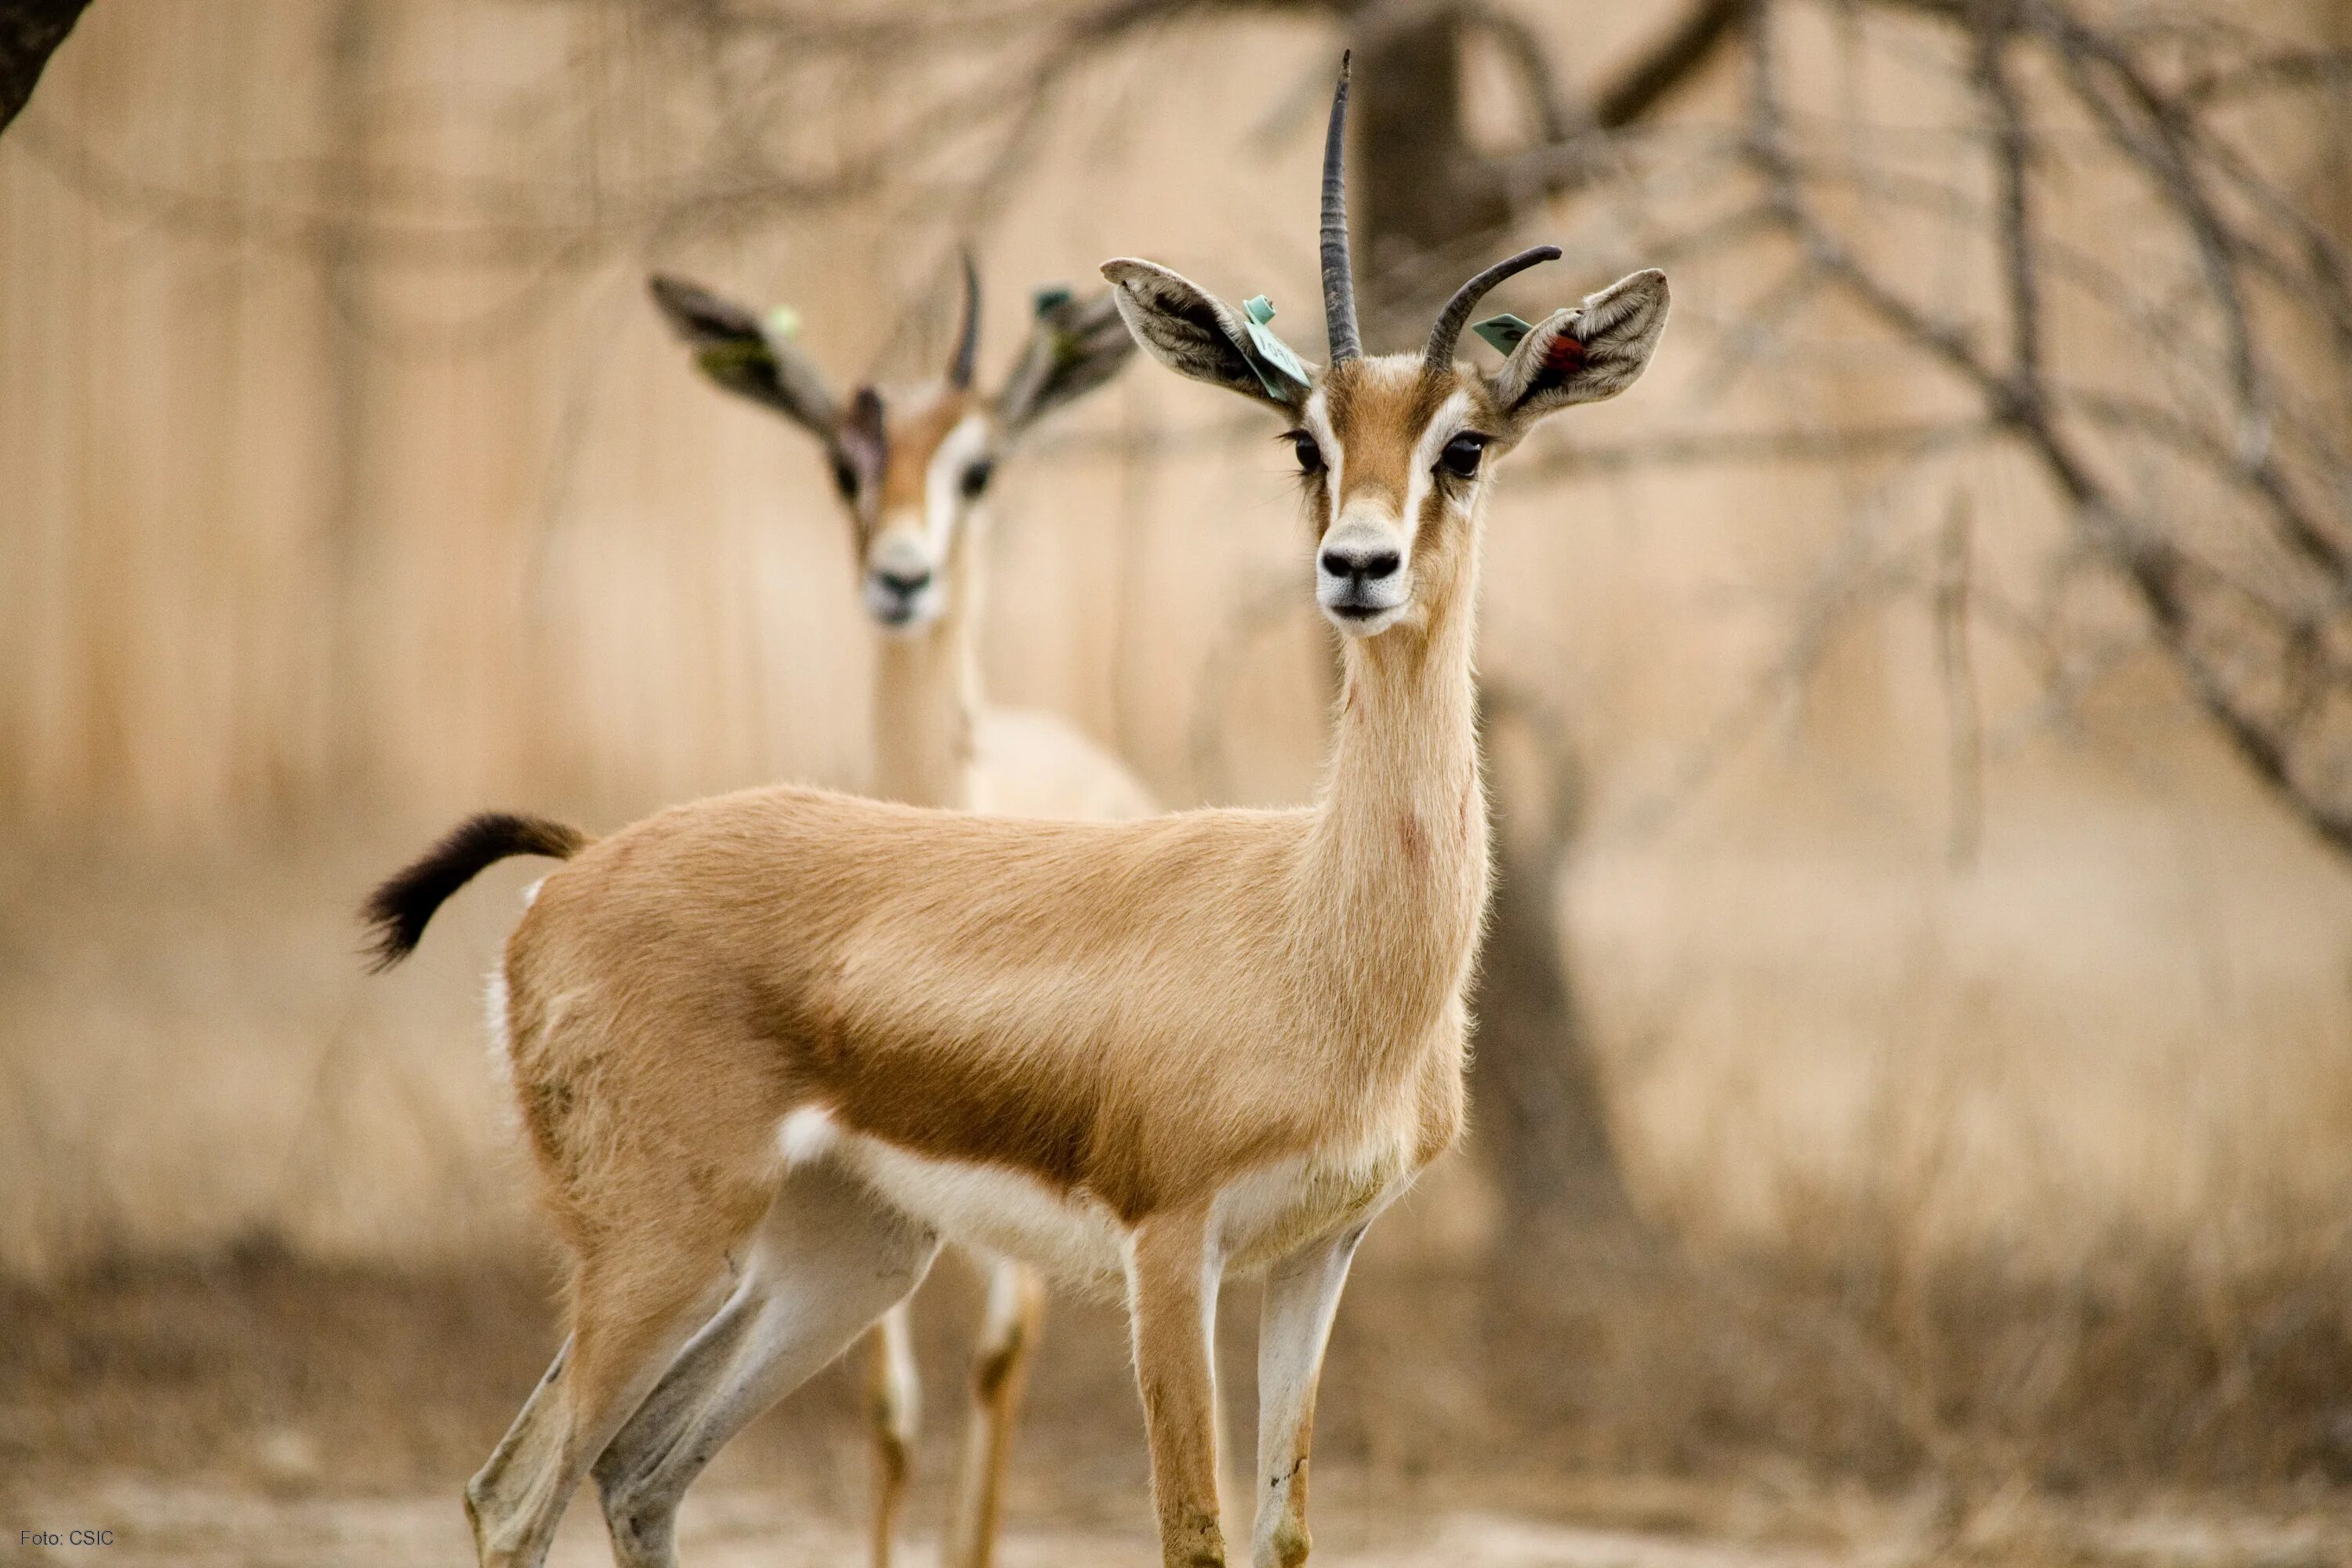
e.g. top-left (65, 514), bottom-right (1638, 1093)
top-left (1103, 58), bottom-right (1668, 641)
top-left (650, 256), bottom-right (1137, 633)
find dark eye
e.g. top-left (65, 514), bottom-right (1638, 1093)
top-left (831, 456), bottom-right (860, 500)
top-left (1436, 432), bottom-right (1489, 481)
top-left (960, 458), bottom-right (995, 499)
top-left (1287, 430), bottom-right (1324, 476)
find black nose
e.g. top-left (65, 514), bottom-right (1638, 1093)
top-left (876, 568), bottom-right (932, 598)
top-left (1319, 547), bottom-right (1399, 583)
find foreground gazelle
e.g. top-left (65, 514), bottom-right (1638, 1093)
top-left (364, 59), bottom-right (1666, 1568)
top-left (648, 256), bottom-right (1150, 1568)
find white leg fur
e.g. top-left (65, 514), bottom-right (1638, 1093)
top-left (590, 1165), bottom-right (939, 1568)
top-left (466, 1270), bottom-right (733, 1568)
top-left (1250, 1228), bottom-right (1364, 1568)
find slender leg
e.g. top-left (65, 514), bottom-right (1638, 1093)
top-left (1127, 1212), bottom-right (1228, 1568)
top-left (466, 1240), bottom-right (739, 1568)
top-left (463, 1338), bottom-right (572, 1563)
top-left (862, 1303), bottom-right (920, 1568)
top-left (1249, 1226), bottom-right (1365, 1568)
top-left (590, 1163), bottom-right (939, 1568)
top-left (942, 1259), bottom-right (1046, 1568)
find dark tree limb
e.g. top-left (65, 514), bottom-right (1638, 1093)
top-left (0, 0), bottom-right (91, 134)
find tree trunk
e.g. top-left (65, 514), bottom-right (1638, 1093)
top-left (1472, 789), bottom-right (1645, 1247)
top-left (0, 0), bottom-right (93, 135)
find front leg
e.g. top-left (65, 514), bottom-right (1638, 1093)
top-left (1250, 1225), bottom-right (1364, 1568)
top-left (1127, 1211), bottom-right (1229, 1568)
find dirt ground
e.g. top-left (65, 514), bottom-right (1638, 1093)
top-left (13, 1473), bottom-right (2352, 1567)
top-left (9, 1258), bottom-right (2352, 1568)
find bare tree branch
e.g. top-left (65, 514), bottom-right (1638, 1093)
top-left (0, 0), bottom-right (92, 135)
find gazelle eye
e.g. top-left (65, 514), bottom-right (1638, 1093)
top-left (1287, 430), bottom-right (1324, 476)
top-left (1436, 433), bottom-right (1489, 481)
top-left (831, 456), bottom-right (860, 500)
top-left (959, 458), bottom-right (995, 499)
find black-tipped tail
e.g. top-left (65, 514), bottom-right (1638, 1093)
top-left (361, 811), bottom-right (590, 971)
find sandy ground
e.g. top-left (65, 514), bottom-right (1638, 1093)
top-left (12, 1477), bottom-right (2352, 1568)
top-left (5, 1486), bottom-right (1820, 1568)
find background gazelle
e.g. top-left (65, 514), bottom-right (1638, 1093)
top-left (363, 58), bottom-right (1665, 1568)
top-left (647, 258), bottom-right (1152, 1567)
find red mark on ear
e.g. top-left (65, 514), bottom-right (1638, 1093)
top-left (1542, 331), bottom-right (1588, 379)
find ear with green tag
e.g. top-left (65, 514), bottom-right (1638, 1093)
top-left (996, 282), bottom-right (1139, 436)
top-left (648, 273), bottom-right (840, 438)
top-left (1101, 258), bottom-right (1312, 414)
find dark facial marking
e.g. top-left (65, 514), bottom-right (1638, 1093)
top-left (836, 387), bottom-right (890, 523)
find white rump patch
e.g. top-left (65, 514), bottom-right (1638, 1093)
top-left (481, 969), bottom-right (517, 1127)
top-left (778, 1105), bottom-right (841, 1168)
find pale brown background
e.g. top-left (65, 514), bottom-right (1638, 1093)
top-left (5, 2), bottom-right (2352, 1563)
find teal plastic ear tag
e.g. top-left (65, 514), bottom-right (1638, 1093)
top-left (1240, 295), bottom-right (1312, 399)
top-left (764, 304), bottom-right (803, 340)
top-left (1472, 313), bottom-right (1533, 354)
top-left (699, 339), bottom-right (774, 376)
top-left (1033, 285), bottom-right (1075, 317)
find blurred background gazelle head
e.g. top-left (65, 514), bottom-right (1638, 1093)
top-left (651, 258), bottom-right (1134, 633)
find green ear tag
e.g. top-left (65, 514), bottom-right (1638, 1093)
top-left (1033, 285), bottom-right (1075, 318)
top-left (1472, 313), bottom-right (1534, 354)
top-left (764, 305), bottom-right (802, 341)
top-left (1240, 295), bottom-right (1312, 399)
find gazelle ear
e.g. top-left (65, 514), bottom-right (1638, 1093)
top-left (648, 274), bottom-right (840, 439)
top-left (1100, 259), bottom-right (1311, 414)
top-left (994, 285), bottom-right (1138, 437)
top-left (1484, 269), bottom-right (1669, 430)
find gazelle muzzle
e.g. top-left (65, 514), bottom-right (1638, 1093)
top-left (863, 527), bottom-right (945, 630)
top-left (1316, 510), bottom-right (1410, 633)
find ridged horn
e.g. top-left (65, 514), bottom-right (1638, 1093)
top-left (1320, 53), bottom-right (1361, 365)
top-left (1425, 245), bottom-right (1561, 369)
top-left (949, 249), bottom-right (982, 390)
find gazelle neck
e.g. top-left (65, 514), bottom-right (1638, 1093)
top-left (1294, 539), bottom-right (1490, 1056)
top-left (870, 543), bottom-right (982, 811)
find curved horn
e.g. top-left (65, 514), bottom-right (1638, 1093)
top-left (1425, 245), bottom-right (1562, 370)
top-left (1320, 54), bottom-right (1361, 365)
top-left (949, 249), bottom-right (982, 390)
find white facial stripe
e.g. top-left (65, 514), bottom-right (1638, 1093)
top-left (926, 412), bottom-right (995, 558)
top-left (1414, 387), bottom-right (1473, 474)
top-left (1400, 388), bottom-right (1472, 545)
top-left (1303, 387), bottom-right (1342, 511)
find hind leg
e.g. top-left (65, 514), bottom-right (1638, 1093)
top-left (465, 1227), bottom-right (743, 1568)
top-left (862, 1303), bottom-right (920, 1568)
top-left (593, 1162), bottom-right (939, 1568)
top-left (941, 1258), bottom-right (1045, 1568)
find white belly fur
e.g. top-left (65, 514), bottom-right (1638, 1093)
top-left (777, 1107), bottom-right (1419, 1294)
